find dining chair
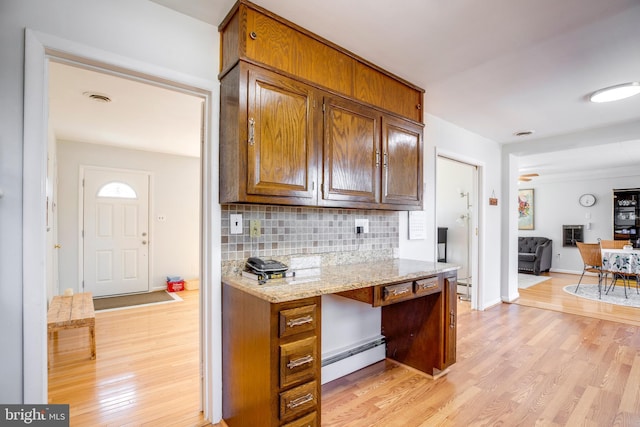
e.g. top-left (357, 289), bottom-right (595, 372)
top-left (599, 239), bottom-right (636, 297)
top-left (575, 242), bottom-right (605, 299)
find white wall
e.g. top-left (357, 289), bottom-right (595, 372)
top-left (399, 114), bottom-right (503, 309)
top-left (1, 0), bottom-right (218, 406)
top-left (57, 140), bottom-right (200, 294)
top-left (518, 176), bottom-right (640, 273)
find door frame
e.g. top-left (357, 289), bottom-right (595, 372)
top-left (435, 151), bottom-right (483, 310)
top-left (79, 165), bottom-right (153, 297)
top-left (23, 29), bottom-right (221, 421)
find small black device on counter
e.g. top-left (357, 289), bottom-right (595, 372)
top-left (246, 257), bottom-right (288, 274)
top-left (244, 257), bottom-right (291, 284)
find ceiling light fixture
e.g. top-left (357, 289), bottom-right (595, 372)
top-left (83, 91), bottom-right (112, 103)
top-left (589, 82), bottom-right (640, 103)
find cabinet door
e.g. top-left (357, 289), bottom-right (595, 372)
top-left (247, 68), bottom-right (317, 201)
top-left (381, 116), bottom-right (423, 207)
top-left (443, 272), bottom-right (457, 369)
top-left (323, 97), bottom-right (380, 205)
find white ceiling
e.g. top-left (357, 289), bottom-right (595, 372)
top-left (49, 0), bottom-right (640, 177)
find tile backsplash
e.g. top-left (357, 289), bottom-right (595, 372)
top-left (221, 204), bottom-right (399, 272)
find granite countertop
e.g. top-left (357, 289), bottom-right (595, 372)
top-left (222, 258), bottom-right (459, 303)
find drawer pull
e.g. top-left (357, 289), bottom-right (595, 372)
top-left (418, 282), bottom-right (438, 290)
top-left (287, 393), bottom-right (314, 409)
top-left (287, 355), bottom-right (314, 370)
top-left (287, 315), bottom-right (313, 328)
top-left (385, 287), bottom-right (410, 298)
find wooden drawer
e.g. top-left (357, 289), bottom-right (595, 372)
top-left (279, 381), bottom-right (317, 422)
top-left (279, 304), bottom-right (317, 338)
top-left (282, 411), bottom-right (317, 427)
top-left (381, 282), bottom-right (413, 305)
top-left (414, 276), bottom-right (441, 296)
top-left (280, 337), bottom-right (317, 388)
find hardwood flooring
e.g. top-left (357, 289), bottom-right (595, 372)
top-left (50, 274), bottom-right (640, 426)
top-left (322, 273), bottom-right (640, 426)
top-left (48, 289), bottom-right (206, 427)
top-left (515, 272), bottom-right (640, 327)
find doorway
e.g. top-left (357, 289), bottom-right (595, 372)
top-left (45, 57), bottom-right (206, 417)
top-left (436, 155), bottom-right (479, 307)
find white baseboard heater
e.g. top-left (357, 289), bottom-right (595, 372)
top-left (321, 336), bottom-right (386, 384)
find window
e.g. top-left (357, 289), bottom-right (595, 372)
top-left (97, 182), bottom-right (137, 199)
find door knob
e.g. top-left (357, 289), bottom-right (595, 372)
top-left (54, 244), bottom-right (61, 249)
top-left (142, 232), bottom-right (147, 237)
top-left (142, 240), bottom-right (147, 245)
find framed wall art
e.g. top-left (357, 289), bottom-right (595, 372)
top-left (518, 189), bottom-right (534, 230)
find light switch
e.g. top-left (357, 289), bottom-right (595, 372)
top-left (230, 214), bottom-right (242, 234)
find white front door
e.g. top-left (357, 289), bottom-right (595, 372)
top-left (83, 168), bottom-right (150, 297)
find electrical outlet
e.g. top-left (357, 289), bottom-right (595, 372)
top-left (250, 219), bottom-right (261, 237)
top-left (355, 218), bottom-right (369, 234)
top-left (230, 214), bottom-right (242, 234)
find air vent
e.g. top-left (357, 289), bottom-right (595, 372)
top-left (83, 92), bottom-right (112, 103)
top-left (514, 130), bottom-right (534, 137)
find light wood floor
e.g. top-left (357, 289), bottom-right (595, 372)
top-left (48, 289), bottom-right (207, 426)
top-left (515, 272), bottom-right (640, 326)
top-left (49, 275), bottom-right (640, 426)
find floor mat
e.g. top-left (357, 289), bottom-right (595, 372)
top-left (94, 291), bottom-right (182, 311)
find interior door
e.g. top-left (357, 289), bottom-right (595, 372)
top-left (83, 168), bottom-right (150, 297)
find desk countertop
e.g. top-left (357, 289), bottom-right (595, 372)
top-left (222, 258), bottom-right (459, 303)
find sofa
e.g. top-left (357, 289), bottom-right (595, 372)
top-left (518, 237), bottom-right (552, 275)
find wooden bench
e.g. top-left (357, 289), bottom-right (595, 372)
top-left (47, 292), bottom-right (96, 363)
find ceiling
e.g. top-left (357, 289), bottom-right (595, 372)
top-left (49, 0), bottom-right (640, 177)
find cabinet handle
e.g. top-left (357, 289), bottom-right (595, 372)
top-left (249, 31), bottom-right (257, 40)
top-left (450, 310), bottom-right (456, 328)
top-left (248, 117), bottom-right (255, 145)
top-left (287, 393), bottom-right (314, 409)
top-left (383, 152), bottom-right (388, 169)
top-left (384, 286), bottom-right (410, 298)
top-left (416, 104), bottom-right (422, 110)
top-left (287, 315), bottom-right (313, 328)
top-left (287, 354), bottom-right (314, 370)
top-left (418, 282), bottom-right (437, 290)
top-left (375, 150), bottom-right (380, 167)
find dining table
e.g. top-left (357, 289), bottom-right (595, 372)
top-left (601, 248), bottom-right (640, 297)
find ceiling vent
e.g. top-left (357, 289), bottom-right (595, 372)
top-left (83, 91), bottom-right (112, 103)
top-left (513, 130), bottom-right (534, 137)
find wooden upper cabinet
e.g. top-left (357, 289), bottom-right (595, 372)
top-left (322, 97), bottom-right (380, 205)
top-left (382, 116), bottom-right (423, 207)
top-left (247, 68), bottom-right (317, 199)
top-left (355, 63), bottom-right (422, 122)
top-left (219, 0), bottom-right (424, 122)
top-left (219, 63), bottom-right (319, 205)
top-left (219, 0), bottom-right (425, 210)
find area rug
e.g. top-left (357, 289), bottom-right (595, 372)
top-left (562, 284), bottom-right (640, 308)
top-left (94, 291), bottom-right (182, 311)
top-left (518, 273), bottom-right (551, 289)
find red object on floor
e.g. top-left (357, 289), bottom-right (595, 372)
top-left (167, 281), bottom-right (185, 292)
